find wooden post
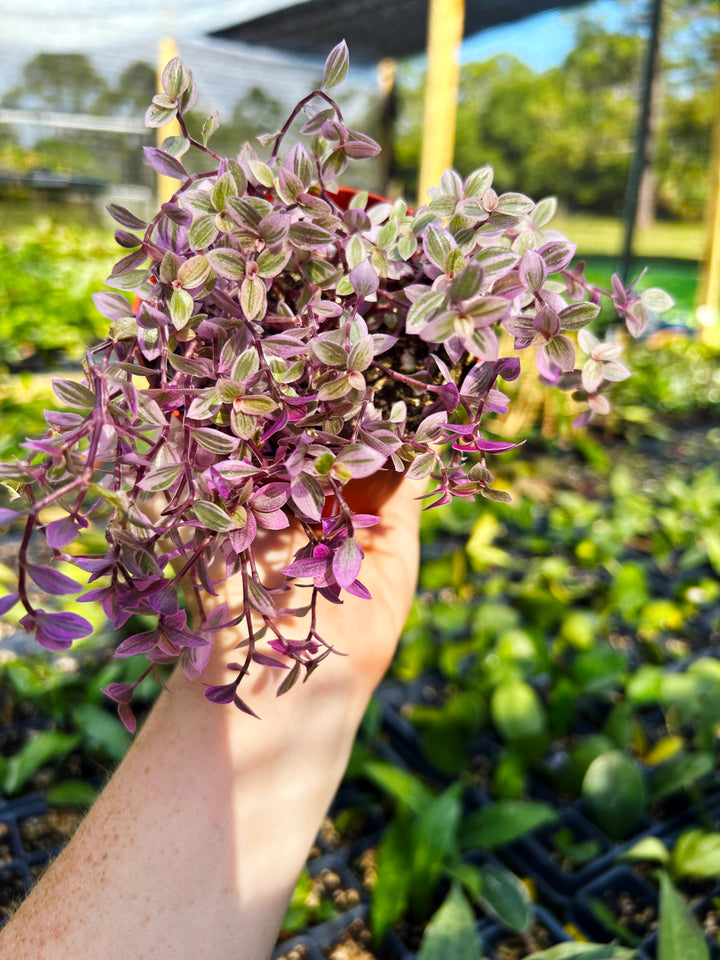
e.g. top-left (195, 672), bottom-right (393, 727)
top-left (697, 80), bottom-right (720, 338)
top-left (156, 37), bottom-right (182, 207)
top-left (417, 0), bottom-right (465, 205)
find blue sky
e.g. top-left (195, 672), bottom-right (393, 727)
top-left (461, 0), bottom-right (624, 71)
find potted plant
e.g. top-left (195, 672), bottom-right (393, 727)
top-left (0, 41), bottom-right (673, 730)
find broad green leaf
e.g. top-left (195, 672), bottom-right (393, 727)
top-left (620, 835), bottom-right (670, 866)
top-left (72, 704), bottom-right (131, 763)
top-left (411, 785), bottom-right (463, 914)
top-left (672, 830), bottom-right (720, 879)
top-left (479, 862), bottom-right (532, 932)
top-left (372, 809), bottom-right (414, 942)
top-left (417, 883), bottom-right (483, 960)
top-left (526, 945), bottom-right (637, 960)
top-left (361, 761), bottom-right (434, 814)
top-left (582, 751), bottom-right (646, 840)
top-left (490, 681), bottom-right (547, 741)
top-left (4, 731), bottom-right (81, 795)
top-left (462, 800), bottom-right (557, 851)
top-left (46, 779), bottom-right (99, 807)
top-left (658, 871), bottom-right (710, 960)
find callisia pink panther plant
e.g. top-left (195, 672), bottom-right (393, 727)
top-left (0, 42), bottom-right (673, 730)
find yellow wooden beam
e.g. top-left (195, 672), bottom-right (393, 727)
top-left (417, 0), bottom-right (465, 205)
top-left (697, 79), bottom-right (720, 339)
top-left (156, 37), bottom-right (183, 207)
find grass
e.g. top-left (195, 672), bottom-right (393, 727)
top-left (552, 213), bottom-right (705, 261)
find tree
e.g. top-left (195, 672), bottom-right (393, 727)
top-left (2, 53), bottom-right (106, 114)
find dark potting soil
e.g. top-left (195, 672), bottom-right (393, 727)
top-left (275, 943), bottom-right (316, 960)
top-left (0, 868), bottom-right (26, 922)
top-left (18, 808), bottom-right (82, 854)
top-left (321, 917), bottom-right (375, 960)
top-left (0, 823), bottom-right (13, 866)
top-left (591, 885), bottom-right (658, 942)
top-left (491, 920), bottom-right (555, 959)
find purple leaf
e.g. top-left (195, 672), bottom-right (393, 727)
top-left (45, 516), bottom-right (80, 549)
top-left (114, 631), bottom-right (159, 658)
top-left (349, 259), bottom-right (379, 299)
top-left (35, 610), bottom-right (95, 650)
top-left (143, 146), bottom-right (188, 180)
top-left (0, 508), bottom-right (20, 527)
top-left (0, 593), bottom-right (18, 616)
top-left (234, 695), bottom-right (261, 719)
top-left (290, 473), bottom-right (325, 522)
top-left (252, 651), bottom-right (289, 669)
top-left (332, 537), bottom-right (363, 589)
top-left (92, 291), bottom-right (133, 320)
top-left (118, 702), bottom-right (137, 734)
top-left (334, 444), bottom-right (387, 479)
top-left (27, 564), bottom-right (82, 596)
top-left (204, 682), bottom-right (238, 704)
top-left (344, 578), bottom-right (372, 600)
top-left (106, 203), bottom-right (147, 229)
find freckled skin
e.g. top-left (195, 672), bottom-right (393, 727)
top-left (0, 478), bottom-right (422, 960)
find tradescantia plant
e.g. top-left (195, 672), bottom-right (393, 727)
top-left (0, 42), bottom-right (672, 730)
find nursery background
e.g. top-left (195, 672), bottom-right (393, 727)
top-left (0, 0), bottom-right (719, 958)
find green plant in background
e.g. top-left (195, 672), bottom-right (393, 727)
top-left (0, 646), bottom-right (158, 802)
top-left (617, 831), bottom-right (720, 960)
top-left (0, 219), bottom-right (117, 370)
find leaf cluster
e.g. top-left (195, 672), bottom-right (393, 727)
top-left (0, 42), bottom-right (671, 725)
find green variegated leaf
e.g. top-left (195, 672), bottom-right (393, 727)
top-left (257, 249), bottom-right (291, 279)
top-left (322, 40), bottom-right (349, 90)
top-left (495, 192), bottom-right (535, 216)
top-left (249, 159), bottom-right (274, 188)
top-left (232, 348), bottom-right (260, 381)
top-left (532, 196), bottom-right (557, 227)
top-left (52, 380), bottom-right (95, 409)
top-left (137, 463), bottom-right (184, 493)
top-left (559, 301), bottom-right (600, 330)
top-left (177, 255), bottom-right (211, 288)
top-left (464, 166), bottom-right (493, 197)
top-left (241, 275), bottom-right (267, 321)
top-left (234, 396), bottom-right (278, 415)
top-left (212, 172), bottom-right (237, 212)
top-left (406, 290), bottom-right (446, 333)
top-left (191, 428), bottom-right (238, 455)
top-left (288, 223), bottom-right (333, 249)
top-left (201, 110), bottom-right (220, 146)
top-left (398, 234), bottom-right (418, 260)
top-left (641, 287), bottom-right (675, 313)
top-left (169, 288), bottom-right (194, 329)
top-left (193, 500), bottom-right (237, 533)
top-left (317, 374), bottom-right (352, 401)
top-left (424, 224), bottom-right (453, 271)
top-left (206, 248), bottom-right (245, 280)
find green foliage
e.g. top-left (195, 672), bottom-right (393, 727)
top-left (417, 883), bottom-right (483, 960)
top-left (657, 871), bottom-right (710, 960)
top-left (0, 219), bottom-right (117, 369)
top-left (582, 751), bottom-right (646, 840)
top-left (395, 18), bottom-right (712, 219)
top-left (280, 869), bottom-right (341, 934)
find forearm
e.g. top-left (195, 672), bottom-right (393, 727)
top-left (0, 652), bottom-right (371, 960)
